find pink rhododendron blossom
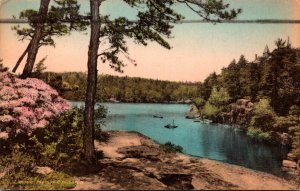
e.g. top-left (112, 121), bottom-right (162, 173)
top-left (32, 119), bottom-right (49, 129)
top-left (0, 86), bottom-right (17, 97)
top-left (0, 115), bottom-right (14, 122)
top-left (18, 97), bottom-right (36, 106)
top-left (0, 132), bottom-right (9, 140)
top-left (0, 72), bottom-right (71, 135)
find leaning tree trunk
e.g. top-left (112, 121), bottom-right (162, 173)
top-left (21, 0), bottom-right (50, 78)
top-left (84, 0), bottom-right (101, 163)
top-left (12, 42), bottom-right (31, 73)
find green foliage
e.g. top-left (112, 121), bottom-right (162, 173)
top-left (97, 1), bottom-right (240, 72)
top-left (0, 106), bottom-right (108, 189)
top-left (275, 38), bottom-right (286, 49)
top-left (274, 116), bottom-right (296, 132)
top-left (201, 101), bottom-right (221, 118)
top-left (0, 147), bottom-right (36, 177)
top-left (0, 146), bottom-right (75, 190)
top-left (33, 56), bottom-right (47, 76)
top-left (200, 72), bottom-right (218, 100)
top-left (198, 44), bottom-right (300, 153)
top-left (199, 86), bottom-right (230, 118)
top-left (291, 126), bottom-right (300, 159)
top-left (249, 99), bottom-right (277, 132)
top-left (94, 129), bottom-right (110, 143)
top-left (202, 46), bottom-right (300, 116)
top-left (12, 0), bottom-right (87, 47)
top-left (38, 72), bottom-right (200, 102)
top-left (95, 104), bottom-right (108, 119)
top-left (160, 142), bottom-right (183, 153)
top-left (30, 108), bottom-right (85, 168)
top-left (208, 86), bottom-right (231, 107)
top-left (194, 97), bottom-right (206, 109)
top-left (221, 59), bottom-right (241, 100)
top-left (246, 99), bottom-right (284, 144)
top-left (0, 171), bottom-right (75, 190)
top-left (247, 127), bottom-right (272, 143)
top-left (284, 106), bottom-right (300, 158)
top-left (260, 47), bottom-right (300, 115)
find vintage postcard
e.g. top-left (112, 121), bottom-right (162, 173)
top-left (0, 0), bottom-right (299, 190)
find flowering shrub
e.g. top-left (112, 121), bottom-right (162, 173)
top-left (0, 72), bottom-right (70, 136)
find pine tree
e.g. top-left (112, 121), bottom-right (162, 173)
top-left (12, 0), bottom-right (87, 77)
top-left (83, 0), bottom-right (241, 162)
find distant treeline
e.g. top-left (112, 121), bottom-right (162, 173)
top-left (39, 72), bottom-right (201, 103)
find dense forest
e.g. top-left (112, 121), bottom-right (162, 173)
top-left (38, 72), bottom-right (201, 103)
top-left (198, 43), bottom-right (300, 116)
top-left (195, 40), bottom-right (300, 162)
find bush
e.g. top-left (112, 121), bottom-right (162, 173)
top-left (94, 129), bottom-right (110, 143)
top-left (160, 142), bottom-right (183, 153)
top-left (249, 99), bottom-right (277, 132)
top-left (0, 105), bottom-right (107, 189)
top-left (30, 108), bottom-right (85, 168)
top-left (193, 97), bottom-right (206, 109)
top-left (201, 101), bottom-right (222, 118)
top-left (247, 127), bottom-right (272, 143)
top-left (0, 72), bottom-right (70, 136)
top-left (0, 145), bottom-right (75, 190)
top-left (0, 147), bottom-right (36, 178)
top-left (208, 87), bottom-right (231, 107)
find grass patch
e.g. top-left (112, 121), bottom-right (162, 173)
top-left (160, 142), bottom-right (183, 153)
top-left (0, 171), bottom-right (75, 190)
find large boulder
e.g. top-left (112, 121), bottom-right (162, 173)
top-left (0, 72), bottom-right (70, 136)
top-left (282, 160), bottom-right (297, 169)
top-left (186, 104), bottom-right (200, 119)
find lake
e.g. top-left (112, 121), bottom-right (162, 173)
top-left (72, 102), bottom-right (288, 176)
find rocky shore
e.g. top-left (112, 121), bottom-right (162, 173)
top-left (186, 100), bottom-right (299, 178)
top-left (73, 131), bottom-right (298, 190)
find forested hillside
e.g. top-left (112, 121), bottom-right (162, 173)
top-left (39, 72), bottom-right (200, 103)
top-left (198, 45), bottom-right (300, 116)
top-left (195, 42), bottom-right (300, 171)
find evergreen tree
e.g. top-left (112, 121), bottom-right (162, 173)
top-left (12, 0), bottom-right (87, 77)
top-left (83, 0), bottom-right (241, 162)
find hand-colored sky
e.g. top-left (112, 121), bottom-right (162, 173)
top-left (0, 0), bottom-right (300, 82)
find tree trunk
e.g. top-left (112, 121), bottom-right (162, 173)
top-left (84, 0), bottom-right (101, 163)
top-left (21, 0), bottom-right (50, 78)
top-left (12, 42), bottom-right (31, 73)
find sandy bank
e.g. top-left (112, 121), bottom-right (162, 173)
top-left (73, 131), bottom-right (299, 190)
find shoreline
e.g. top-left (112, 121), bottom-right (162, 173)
top-left (69, 101), bottom-right (192, 105)
top-left (73, 130), bottom-right (299, 190)
top-left (112, 130), bottom-right (290, 178)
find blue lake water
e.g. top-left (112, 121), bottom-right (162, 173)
top-left (72, 102), bottom-right (288, 176)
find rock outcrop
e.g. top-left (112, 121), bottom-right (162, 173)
top-left (186, 104), bottom-right (200, 119)
top-left (282, 160), bottom-right (297, 169)
top-left (211, 99), bottom-right (254, 128)
top-left (73, 131), bottom-right (298, 190)
top-left (282, 152), bottom-right (300, 177)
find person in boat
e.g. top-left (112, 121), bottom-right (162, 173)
top-left (164, 120), bottom-right (177, 128)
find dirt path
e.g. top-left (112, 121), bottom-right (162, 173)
top-left (73, 131), bottom-right (299, 190)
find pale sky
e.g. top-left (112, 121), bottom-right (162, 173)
top-left (0, 0), bottom-right (300, 82)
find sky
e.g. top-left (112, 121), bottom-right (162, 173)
top-left (0, 0), bottom-right (300, 82)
